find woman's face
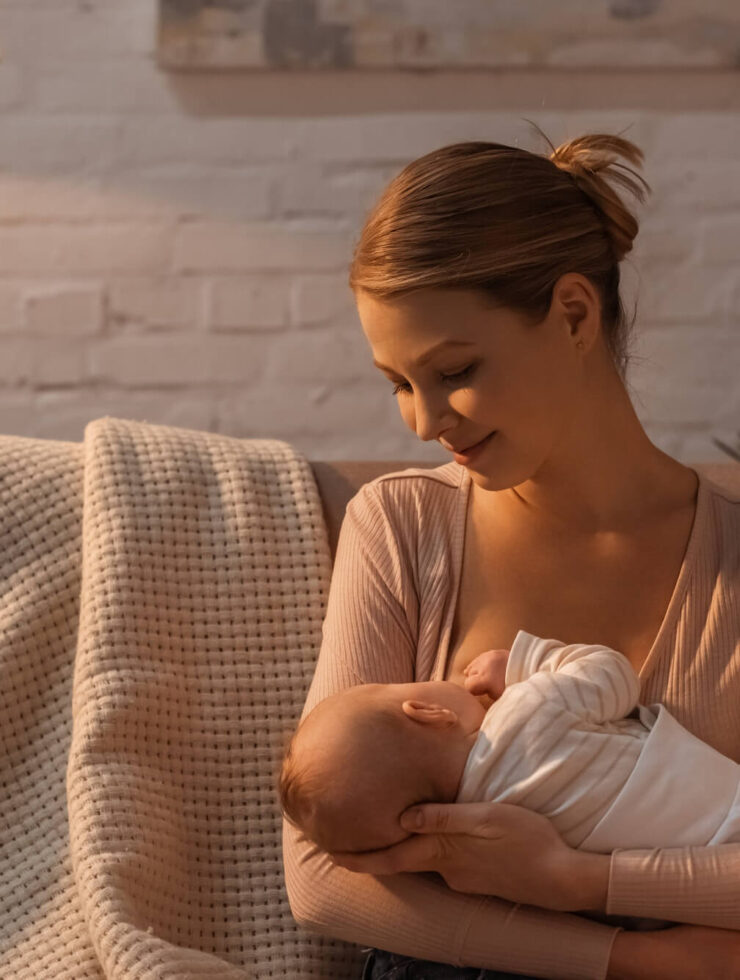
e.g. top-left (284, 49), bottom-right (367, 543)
top-left (356, 279), bottom-right (594, 492)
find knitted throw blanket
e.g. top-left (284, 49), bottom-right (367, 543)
top-left (0, 417), bottom-right (364, 979)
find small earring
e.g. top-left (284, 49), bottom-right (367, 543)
top-left (576, 341), bottom-right (585, 350)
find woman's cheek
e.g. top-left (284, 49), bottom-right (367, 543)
top-left (451, 389), bottom-right (488, 419)
top-left (398, 400), bottom-right (415, 431)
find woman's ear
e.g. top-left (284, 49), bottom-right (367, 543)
top-left (402, 699), bottom-right (458, 728)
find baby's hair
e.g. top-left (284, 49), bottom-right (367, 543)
top-left (349, 123), bottom-right (651, 386)
top-left (278, 688), bottom-right (419, 851)
top-left (278, 726), bottom-right (320, 836)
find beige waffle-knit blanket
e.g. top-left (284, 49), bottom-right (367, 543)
top-left (0, 417), bottom-right (365, 980)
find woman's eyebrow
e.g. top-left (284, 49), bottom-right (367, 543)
top-left (372, 340), bottom-right (476, 372)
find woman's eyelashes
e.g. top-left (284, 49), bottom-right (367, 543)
top-left (390, 363), bottom-right (478, 396)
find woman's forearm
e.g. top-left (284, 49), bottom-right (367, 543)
top-left (606, 843), bottom-right (740, 929)
top-left (563, 850), bottom-right (611, 911)
top-left (606, 924), bottom-right (740, 980)
top-left (284, 819), bottom-right (620, 980)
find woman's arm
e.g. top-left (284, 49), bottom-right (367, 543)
top-left (284, 484), bottom-right (621, 979)
top-left (606, 843), bottom-right (740, 929)
top-left (283, 820), bottom-right (620, 978)
top-left (334, 799), bottom-right (740, 931)
top-left (607, 926), bottom-right (740, 980)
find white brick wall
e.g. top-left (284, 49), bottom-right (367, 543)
top-left (0, 0), bottom-right (737, 462)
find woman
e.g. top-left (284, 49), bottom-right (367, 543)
top-left (281, 130), bottom-right (740, 979)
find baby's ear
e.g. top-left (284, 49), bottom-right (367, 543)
top-left (401, 699), bottom-right (458, 728)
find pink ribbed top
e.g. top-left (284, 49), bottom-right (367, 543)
top-left (283, 461), bottom-right (740, 980)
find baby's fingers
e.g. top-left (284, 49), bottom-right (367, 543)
top-left (463, 674), bottom-right (490, 696)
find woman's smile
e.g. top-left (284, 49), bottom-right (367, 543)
top-left (451, 431), bottom-right (497, 465)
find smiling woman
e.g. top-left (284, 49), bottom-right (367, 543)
top-left (281, 128), bottom-right (740, 980)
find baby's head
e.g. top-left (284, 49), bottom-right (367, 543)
top-left (279, 680), bottom-right (485, 853)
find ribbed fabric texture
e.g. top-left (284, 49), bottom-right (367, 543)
top-left (0, 418), bottom-right (364, 980)
top-left (457, 632), bottom-right (650, 847)
top-left (283, 460), bottom-right (740, 979)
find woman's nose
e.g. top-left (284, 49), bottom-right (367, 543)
top-left (412, 391), bottom-right (454, 443)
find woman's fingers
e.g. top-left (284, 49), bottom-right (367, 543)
top-left (399, 801), bottom-right (511, 835)
top-left (329, 831), bottom-right (447, 875)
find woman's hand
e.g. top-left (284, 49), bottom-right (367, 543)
top-left (607, 925), bottom-right (740, 980)
top-left (329, 800), bottom-right (610, 913)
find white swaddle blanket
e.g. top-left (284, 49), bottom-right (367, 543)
top-left (457, 630), bottom-right (740, 852)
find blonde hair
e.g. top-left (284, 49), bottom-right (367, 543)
top-left (348, 124), bottom-right (651, 383)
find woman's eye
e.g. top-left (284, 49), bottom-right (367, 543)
top-left (443, 364), bottom-right (476, 386)
top-left (391, 363), bottom-right (476, 397)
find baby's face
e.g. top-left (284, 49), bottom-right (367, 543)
top-left (297, 680), bottom-right (486, 853)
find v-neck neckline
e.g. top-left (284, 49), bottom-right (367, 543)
top-left (436, 464), bottom-right (706, 685)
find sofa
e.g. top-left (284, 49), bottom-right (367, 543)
top-left (0, 416), bottom-right (736, 980)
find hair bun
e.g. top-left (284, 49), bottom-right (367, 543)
top-left (549, 134), bottom-right (621, 178)
top-left (539, 131), bottom-right (651, 262)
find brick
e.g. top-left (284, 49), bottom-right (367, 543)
top-left (0, 175), bottom-right (142, 222)
top-left (629, 324), bottom-right (740, 424)
top-left (90, 337), bottom-right (213, 386)
top-left (650, 116), bottom-right (740, 163)
top-left (650, 161), bottom-right (740, 213)
top-left (24, 286), bottom-right (104, 336)
top-left (216, 380), bottom-right (390, 441)
top-left (0, 170), bottom-right (271, 223)
top-left (116, 118), bottom-right (297, 169)
top-left (263, 327), bottom-right (376, 384)
top-left (638, 265), bottom-right (734, 325)
top-left (0, 118), bottom-right (118, 175)
top-left (89, 334), bottom-right (272, 386)
top-left (30, 340), bottom-right (88, 386)
top-left (208, 277), bottom-right (289, 330)
top-left (0, 339), bottom-right (31, 383)
top-left (700, 217), bottom-right (740, 266)
top-left (0, 392), bottom-right (36, 437)
top-left (292, 113), bottom-right (527, 163)
top-left (208, 334), bottom-right (276, 384)
top-left (0, 224), bottom-right (172, 275)
top-left (0, 62), bottom-right (23, 110)
top-left (0, 390), bottom-right (216, 442)
top-left (290, 274), bottom-right (355, 326)
top-left (115, 168), bottom-right (274, 221)
top-left (33, 58), bottom-right (179, 114)
top-left (632, 218), bottom-right (698, 270)
top-left (0, 8), bottom-right (150, 60)
top-left (276, 165), bottom-right (395, 217)
top-left (0, 285), bottom-right (21, 333)
top-left (108, 278), bottom-right (203, 330)
top-left (174, 221), bottom-right (351, 273)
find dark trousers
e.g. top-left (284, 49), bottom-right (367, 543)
top-left (362, 948), bottom-right (539, 979)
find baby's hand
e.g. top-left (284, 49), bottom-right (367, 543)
top-left (463, 648), bottom-right (510, 701)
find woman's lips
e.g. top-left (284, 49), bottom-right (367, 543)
top-left (453, 431), bottom-right (496, 464)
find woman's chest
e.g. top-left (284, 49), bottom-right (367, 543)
top-left (444, 501), bottom-right (696, 685)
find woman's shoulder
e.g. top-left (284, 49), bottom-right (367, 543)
top-left (348, 459), bottom-right (465, 513)
top-left (343, 459), bottom-right (467, 558)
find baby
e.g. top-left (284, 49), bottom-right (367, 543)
top-left (280, 630), bottom-right (740, 856)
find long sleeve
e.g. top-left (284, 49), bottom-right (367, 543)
top-left (600, 479), bottom-right (740, 930)
top-left (282, 483), bottom-right (621, 980)
top-left (605, 845), bottom-right (740, 929)
top-left (504, 631), bottom-right (641, 726)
